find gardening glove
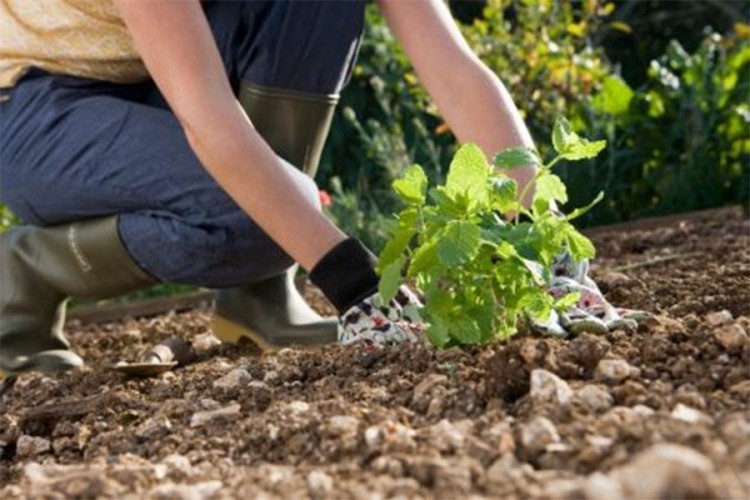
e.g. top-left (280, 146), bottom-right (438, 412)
top-left (531, 250), bottom-right (651, 337)
top-left (338, 286), bottom-right (424, 348)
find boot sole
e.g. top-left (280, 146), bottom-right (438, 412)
top-left (211, 316), bottom-right (336, 352)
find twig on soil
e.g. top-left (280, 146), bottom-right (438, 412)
top-left (22, 393), bottom-right (107, 420)
top-left (604, 252), bottom-right (703, 273)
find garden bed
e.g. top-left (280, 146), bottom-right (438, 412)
top-left (1, 207), bottom-right (748, 499)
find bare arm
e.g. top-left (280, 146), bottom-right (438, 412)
top-left (114, 0), bottom-right (345, 270)
top-left (378, 0), bottom-right (536, 206)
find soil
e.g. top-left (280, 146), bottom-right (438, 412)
top-left (1, 207), bottom-right (748, 499)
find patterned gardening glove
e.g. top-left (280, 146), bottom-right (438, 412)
top-left (339, 286), bottom-right (424, 348)
top-left (531, 250), bottom-right (651, 337)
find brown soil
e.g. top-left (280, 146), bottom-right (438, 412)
top-left (1, 207), bottom-right (749, 499)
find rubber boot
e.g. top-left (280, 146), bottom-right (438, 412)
top-left (211, 82), bottom-right (339, 350)
top-left (0, 216), bottom-right (156, 376)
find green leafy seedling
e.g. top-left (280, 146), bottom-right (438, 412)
top-left (378, 116), bottom-right (605, 347)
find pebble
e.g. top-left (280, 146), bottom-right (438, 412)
top-left (573, 385), bottom-right (614, 413)
top-left (286, 400), bottom-right (310, 414)
top-left (706, 310), bottom-right (733, 327)
top-left (713, 323), bottom-right (747, 350)
top-left (307, 470), bottom-right (333, 496)
top-left (135, 415), bottom-right (172, 440)
top-left (426, 419), bottom-right (465, 452)
top-left (671, 403), bottom-right (711, 424)
top-left (519, 416), bottom-right (560, 455)
top-left (160, 454), bottom-right (193, 476)
top-left (530, 369), bottom-right (573, 407)
top-left (613, 443), bottom-right (715, 499)
top-left (190, 403), bottom-right (241, 428)
top-left (16, 435), bottom-right (51, 458)
top-left (191, 332), bottom-right (221, 352)
top-left (325, 415), bottom-right (359, 438)
top-left (149, 480), bottom-right (222, 499)
top-left (412, 374), bottom-right (448, 402)
top-left (582, 472), bottom-right (625, 500)
top-left (213, 368), bottom-right (252, 390)
top-left (595, 359), bottom-right (636, 384)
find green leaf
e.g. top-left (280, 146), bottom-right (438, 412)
top-left (552, 117), bottom-right (573, 154)
top-left (551, 117), bottom-right (607, 161)
top-left (437, 220), bottom-right (481, 266)
top-left (534, 173), bottom-right (568, 205)
top-left (379, 208), bottom-right (418, 268)
top-left (563, 225), bottom-right (596, 260)
top-left (447, 316), bottom-right (483, 345)
top-left (555, 291), bottom-right (581, 310)
top-left (493, 147), bottom-right (541, 170)
top-left (392, 164), bottom-right (428, 206)
top-left (565, 191), bottom-right (604, 221)
top-left (378, 256), bottom-right (405, 303)
top-left (426, 320), bottom-right (451, 348)
top-left (560, 139), bottom-right (607, 161)
top-left (445, 143), bottom-right (490, 209)
top-left (408, 238), bottom-right (441, 276)
top-left (517, 287), bottom-right (553, 322)
top-left (489, 177), bottom-right (518, 213)
top-left (592, 75), bottom-right (634, 115)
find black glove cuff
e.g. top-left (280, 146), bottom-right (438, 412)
top-left (309, 238), bottom-right (379, 314)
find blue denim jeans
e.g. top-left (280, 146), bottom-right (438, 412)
top-left (0, 0), bottom-right (364, 287)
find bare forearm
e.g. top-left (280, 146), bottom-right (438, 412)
top-left (437, 63), bottom-right (536, 204)
top-left (182, 102), bottom-right (345, 271)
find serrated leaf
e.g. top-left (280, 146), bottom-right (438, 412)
top-left (378, 256), bottom-right (405, 303)
top-left (565, 191), bottom-right (604, 221)
top-left (445, 143), bottom-right (490, 209)
top-left (563, 226), bottom-right (596, 260)
top-left (448, 316), bottom-right (483, 345)
top-left (426, 320), bottom-right (451, 348)
top-left (437, 220), bottom-right (481, 266)
top-left (552, 117), bottom-right (573, 154)
top-left (552, 117), bottom-right (607, 161)
top-left (555, 291), bottom-right (581, 310)
top-left (490, 177), bottom-right (518, 213)
top-left (517, 287), bottom-right (553, 322)
top-left (392, 164), bottom-right (428, 206)
top-left (408, 238), bottom-right (441, 276)
top-left (493, 146), bottom-right (541, 170)
top-left (379, 208), bottom-right (418, 269)
top-left (560, 139), bottom-right (607, 161)
top-left (535, 174), bottom-right (568, 205)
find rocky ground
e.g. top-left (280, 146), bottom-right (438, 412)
top-left (1, 207), bottom-right (748, 499)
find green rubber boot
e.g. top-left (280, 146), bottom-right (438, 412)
top-left (211, 82), bottom-right (339, 350)
top-left (0, 216), bottom-right (156, 376)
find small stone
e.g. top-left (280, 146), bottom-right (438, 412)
top-left (16, 435), bottom-right (51, 458)
top-left (0, 414), bottom-right (20, 446)
top-left (671, 403), bottom-right (711, 424)
top-left (263, 370), bottom-right (279, 383)
top-left (613, 443), bottom-right (715, 499)
top-left (190, 403), bottom-right (241, 427)
top-left (325, 415), bottom-right (359, 437)
top-left (364, 426), bottom-right (381, 448)
top-left (160, 454), bottom-right (192, 476)
top-left (307, 470), bottom-right (333, 495)
top-left (465, 435), bottom-right (497, 465)
top-left (192, 332), bottom-right (221, 352)
top-left (595, 359), bottom-right (635, 384)
top-left (286, 400), bottom-right (310, 414)
top-left (519, 416), bottom-right (560, 456)
top-left (706, 310), bottom-right (733, 327)
top-left (573, 385), bottom-right (614, 413)
top-left (599, 272), bottom-right (633, 287)
top-left (213, 368), bottom-right (252, 390)
top-left (714, 323), bottom-right (747, 351)
top-left (530, 369), bottom-right (573, 407)
top-left (426, 419), bottom-right (465, 452)
top-left (583, 472), bottom-right (624, 500)
top-left (135, 415), bottom-right (172, 440)
top-left (412, 374), bottom-right (448, 402)
top-left (150, 481), bottom-right (222, 498)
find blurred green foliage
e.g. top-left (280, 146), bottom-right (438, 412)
top-left (320, 0), bottom-right (750, 248)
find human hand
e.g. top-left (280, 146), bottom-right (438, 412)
top-left (530, 250), bottom-right (651, 337)
top-left (338, 286), bottom-right (424, 347)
